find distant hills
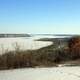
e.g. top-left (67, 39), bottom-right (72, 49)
top-left (32, 34), bottom-right (80, 36)
top-left (0, 34), bottom-right (31, 38)
top-left (0, 33), bottom-right (80, 38)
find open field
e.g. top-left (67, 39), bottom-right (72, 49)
top-left (0, 36), bottom-right (52, 54)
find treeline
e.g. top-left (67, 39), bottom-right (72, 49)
top-left (0, 34), bottom-right (31, 38)
top-left (0, 37), bottom-right (80, 70)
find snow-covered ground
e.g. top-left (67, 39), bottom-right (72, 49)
top-left (0, 36), bottom-right (53, 54)
top-left (0, 67), bottom-right (80, 80)
top-left (0, 35), bottom-right (71, 54)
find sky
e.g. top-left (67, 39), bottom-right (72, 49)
top-left (0, 0), bottom-right (80, 34)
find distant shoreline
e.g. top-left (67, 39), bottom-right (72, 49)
top-left (0, 34), bottom-right (31, 38)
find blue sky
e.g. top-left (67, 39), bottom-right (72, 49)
top-left (0, 0), bottom-right (80, 34)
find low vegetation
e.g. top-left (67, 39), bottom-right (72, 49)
top-left (0, 36), bottom-right (80, 70)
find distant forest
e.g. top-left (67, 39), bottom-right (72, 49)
top-left (0, 34), bottom-right (31, 38)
